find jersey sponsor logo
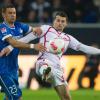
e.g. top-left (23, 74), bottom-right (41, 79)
top-left (19, 28), bottom-right (23, 33)
top-left (0, 27), bottom-right (7, 33)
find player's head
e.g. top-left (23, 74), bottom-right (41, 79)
top-left (2, 4), bottom-right (16, 24)
top-left (53, 11), bottom-right (68, 32)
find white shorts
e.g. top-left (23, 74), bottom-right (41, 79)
top-left (35, 59), bottom-right (68, 87)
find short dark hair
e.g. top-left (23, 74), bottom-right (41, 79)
top-left (2, 4), bottom-right (15, 13)
top-left (54, 11), bottom-right (68, 21)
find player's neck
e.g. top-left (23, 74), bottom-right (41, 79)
top-left (52, 25), bottom-right (63, 32)
top-left (8, 23), bottom-right (14, 27)
top-left (4, 21), bottom-right (14, 27)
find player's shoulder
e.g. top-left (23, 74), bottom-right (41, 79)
top-left (14, 21), bottom-right (22, 26)
top-left (0, 23), bottom-right (7, 28)
top-left (61, 32), bottom-right (72, 40)
top-left (61, 32), bottom-right (69, 37)
top-left (63, 32), bottom-right (71, 37)
top-left (0, 23), bottom-right (8, 33)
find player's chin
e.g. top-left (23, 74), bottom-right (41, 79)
top-left (11, 20), bottom-right (16, 23)
top-left (11, 18), bottom-right (16, 22)
top-left (57, 26), bottom-right (63, 29)
top-left (58, 28), bottom-right (63, 31)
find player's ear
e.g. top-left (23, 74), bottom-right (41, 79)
top-left (65, 21), bottom-right (68, 27)
top-left (2, 13), bottom-right (5, 19)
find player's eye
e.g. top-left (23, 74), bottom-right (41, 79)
top-left (9, 12), bottom-right (16, 14)
top-left (9, 12), bottom-right (12, 14)
top-left (56, 19), bottom-right (60, 22)
top-left (13, 12), bottom-right (16, 14)
top-left (61, 20), bottom-right (65, 23)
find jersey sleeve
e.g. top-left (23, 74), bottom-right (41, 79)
top-left (68, 34), bottom-right (81, 51)
top-left (20, 23), bottom-right (32, 34)
top-left (0, 26), bottom-right (12, 41)
top-left (39, 25), bottom-right (50, 37)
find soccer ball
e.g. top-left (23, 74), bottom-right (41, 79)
top-left (48, 38), bottom-right (65, 54)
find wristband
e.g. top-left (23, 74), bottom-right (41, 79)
top-left (30, 44), bottom-right (34, 49)
top-left (7, 45), bottom-right (14, 51)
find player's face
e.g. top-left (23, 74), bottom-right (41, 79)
top-left (53, 15), bottom-right (68, 32)
top-left (3, 8), bottom-right (16, 23)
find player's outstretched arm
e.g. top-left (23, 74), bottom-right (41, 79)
top-left (78, 44), bottom-right (100, 55)
top-left (68, 34), bottom-right (100, 55)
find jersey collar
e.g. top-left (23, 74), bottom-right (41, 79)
top-left (3, 21), bottom-right (15, 29)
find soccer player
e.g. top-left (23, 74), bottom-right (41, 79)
top-left (0, 4), bottom-right (46, 100)
top-left (1, 12), bottom-right (100, 100)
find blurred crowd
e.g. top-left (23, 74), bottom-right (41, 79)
top-left (0, 0), bottom-right (100, 23)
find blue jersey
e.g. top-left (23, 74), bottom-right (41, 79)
top-left (0, 21), bottom-right (30, 77)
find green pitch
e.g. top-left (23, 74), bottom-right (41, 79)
top-left (0, 89), bottom-right (100, 100)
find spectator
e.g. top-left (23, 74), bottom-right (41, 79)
top-left (29, 0), bottom-right (51, 22)
top-left (26, 10), bottom-right (39, 23)
top-left (41, 9), bottom-right (52, 23)
top-left (82, 0), bottom-right (99, 23)
top-left (93, 0), bottom-right (100, 22)
top-left (69, 0), bottom-right (84, 22)
top-left (0, 0), bottom-right (12, 7)
top-left (51, 0), bottom-right (67, 20)
top-left (13, 0), bottom-right (29, 20)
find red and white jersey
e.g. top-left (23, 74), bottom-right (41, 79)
top-left (37, 25), bottom-right (81, 65)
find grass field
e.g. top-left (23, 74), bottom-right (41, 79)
top-left (0, 89), bottom-right (100, 100)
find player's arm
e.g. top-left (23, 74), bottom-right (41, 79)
top-left (6, 36), bottom-right (46, 51)
top-left (32, 27), bottom-right (43, 37)
top-left (6, 28), bottom-right (43, 52)
top-left (32, 25), bottom-right (50, 37)
top-left (78, 44), bottom-right (100, 55)
top-left (0, 25), bottom-right (49, 56)
top-left (68, 35), bottom-right (100, 55)
top-left (0, 28), bottom-right (43, 56)
top-left (0, 38), bottom-right (46, 57)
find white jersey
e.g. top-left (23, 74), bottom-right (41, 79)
top-left (37, 25), bottom-right (81, 65)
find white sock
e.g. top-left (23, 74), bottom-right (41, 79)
top-left (39, 65), bottom-right (48, 75)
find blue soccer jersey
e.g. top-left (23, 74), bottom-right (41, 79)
top-left (0, 21), bottom-right (30, 77)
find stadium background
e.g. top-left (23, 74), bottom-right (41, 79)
top-left (0, 0), bottom-right (100, 100)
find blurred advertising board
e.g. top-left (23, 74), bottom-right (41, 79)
top-left (18, 55), bottom-right (100, 90)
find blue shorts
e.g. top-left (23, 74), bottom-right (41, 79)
top-left (0, 74), bottom-right (22, 100)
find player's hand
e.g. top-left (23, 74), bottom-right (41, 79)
top-left (33, 27), bottom-right (42, 36)
top-left (34, 43), bottom-right (47, 52)
top-left (0, 47), bottom-right (11, 57)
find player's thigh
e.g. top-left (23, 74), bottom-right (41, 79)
top-left (0, 75), bottom-right (22, 100)
top-left (51, 67), bottom-right (67, 86)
